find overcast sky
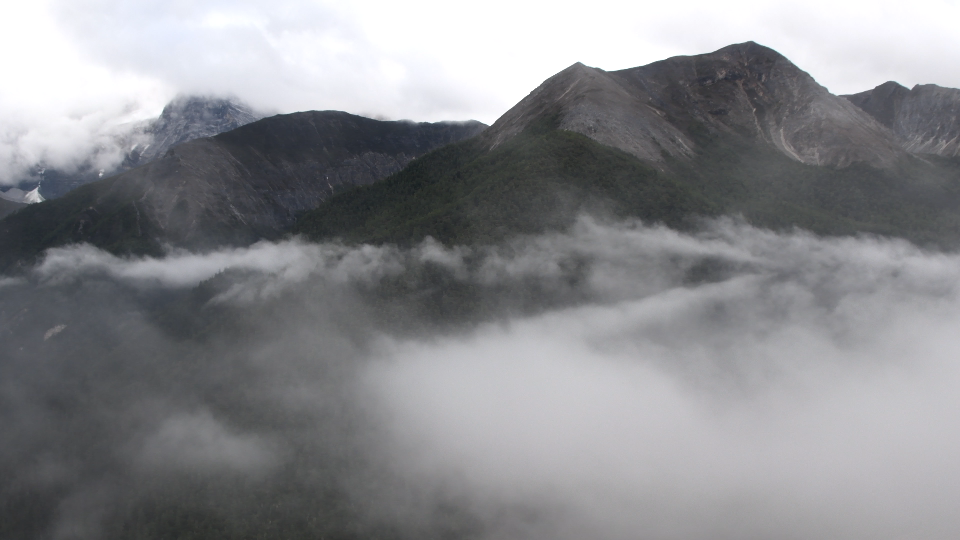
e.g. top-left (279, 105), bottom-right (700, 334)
top-left (2, 0), bottom-right (960, 182)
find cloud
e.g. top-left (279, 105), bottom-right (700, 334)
top-left (45, 0), bottom-right (497, 122)
top-left (642, 0), bottom-right (960, 95)
top-left (0, 276), bottom-right (25, 288)
top-left (7, 218), bottom-right (960, 538)
top-left (361, 219), bottom-right (960, 539)
top-left (137, 410), bottom-right (278, 474)
top-left (17, 0), bottom-right (957, 133)
top-left (33, 238), bottom-right (455, 296)
top-left (0, 97), bottom-right (164, 186)
top-left (0, 1), bottom-right (169, 185)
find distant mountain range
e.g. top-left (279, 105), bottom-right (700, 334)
top-left (3, 42), bottom-right (960, 271)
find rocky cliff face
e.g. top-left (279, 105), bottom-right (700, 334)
top-left (485, 42), bottom-right (904, 168)
top-left (845, 82), bottom-right (960, 158)
top-left (897, 85), bottom-right (960, 157)
top-left (843, 81), bottom-right (909, 129)
top-left (127, 111), bottom-right (486, 244)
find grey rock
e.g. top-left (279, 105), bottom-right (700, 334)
top-left (896, 85), bottom-right (960, 157)
top-left (125, 95), bottom-right (265, 167)
top-left (15, 95), bottom-right (266, 199)
top-left (843, 81), bottom-right (909, 129)
top-left (845, 82), bottom-right (960, 158)
top-left (484, 42), bottom-right (904, 168)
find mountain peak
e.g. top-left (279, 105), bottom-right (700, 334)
top-left (126, 94), bottom-right (265, 167)
top-left (484, 42), bottom-right (901, 168)
top-left (843, 81), bottom-right (910, 129)
top-left (0, 186), bottom-right (44, 205)
top-left (564, 61), bottom-right (596, 71)
top-left (481, 58), bottom-right (693, 163)
top-left (712, 40), bottom-right (786, 59)
top-left (896, 84), bottom-right (960, 157)
top-left (844, 81), bottom-right (960, 157)
top-left (157, 94), bottom-right (260, 124)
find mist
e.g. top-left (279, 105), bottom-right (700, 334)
top-left (3, 217), bottom-right (960, 539)
top-left (0, 97), bottom-right (164, 186)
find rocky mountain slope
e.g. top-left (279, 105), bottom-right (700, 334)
top-left (845, 82), bottom-right (960, 157)
top-left (484, 42), bottom-right (903, 169)
top-left (11, 96), bottom-right (265, 200)
top-left (5, 41), bottom-right (960, 272)
top-left (0, 111), bottom-right (485, 269)
top-left (124, 95), bottom-right (264, 167)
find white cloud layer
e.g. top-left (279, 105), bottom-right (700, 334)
top-left (9, 218), bottom-right (960, 537)
top-left (360, 220), bottom-right (960, 539)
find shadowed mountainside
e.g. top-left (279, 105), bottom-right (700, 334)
top-left (0, 112), bottom-right (486, 270)
top-left (0, 198), bottom-right (25, 220)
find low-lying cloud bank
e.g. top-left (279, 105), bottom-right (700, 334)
top-left (3, 217), bottom-right (960, 539)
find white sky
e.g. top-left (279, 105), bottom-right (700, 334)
top-left (2, 0), bottom-right (960, 183)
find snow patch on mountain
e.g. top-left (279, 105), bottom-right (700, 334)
top-left (0, 186), bottom-right (44, 204)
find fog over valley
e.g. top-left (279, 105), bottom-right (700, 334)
top-left (4, 218), bottom-right (960, 539)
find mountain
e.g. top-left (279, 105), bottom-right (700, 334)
top-left (124, 95), bottom-right (264, 167)
top-left (293, 116), bottom-right (715, 246)
top-left (6, 42), bottom-right (960, 273)
top-left (845, 82), bottom-right (960, 157)
top-left (0, 111), bottom-right (485, 270)
top-left (0, 187), bottom-right (44, 205)
top-left (0, 187), bottom-right (43, 220)
top-left (296, 42), bottom-right (960, 248)
top-left (12, 96), bottom-right (266, 200)
top-left (484, 42), bottom-right (903, 168)
top-left (0, 198), bottom-right (26, 220)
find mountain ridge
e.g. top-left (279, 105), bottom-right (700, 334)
top-left (483, 42), bottom-right (904, 169)
top-left (0, 111), bottom-right (486, 269)
top-left (4, 42), bottom-right (960, 273)
top-left (845, 82), bottom-right (960, 158)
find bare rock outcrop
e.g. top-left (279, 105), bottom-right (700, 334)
top-left (845, 82), bottom-right (960, 158)
top-left (485, 42), bottom-right (905, 169)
